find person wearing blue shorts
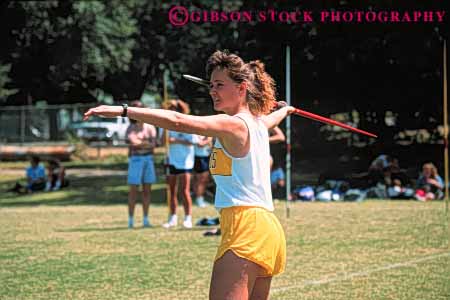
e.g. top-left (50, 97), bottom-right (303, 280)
top-left (271, 166), bottom-right (285, 188)
top-left (126, 101), bottom-right (157, 228)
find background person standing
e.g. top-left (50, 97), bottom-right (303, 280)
top-left (126, 100), bottom-right (157, 228)
top-left (163, 100), bottom-right (197, 229)
top-left (193, 135), bottom-right (213, 207)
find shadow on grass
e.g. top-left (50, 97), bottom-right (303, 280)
top-left (57, 225), bottom-right (214, 233)
top-left (63, 154), bottom-right (165, 170)
top-left (66, 161), bottom-right (128, 170)
top-left (0, 175), bottom-right (168, 207)
top-left (56, 226), bottom-right (131, 233)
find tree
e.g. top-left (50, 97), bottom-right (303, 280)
top-left (0, 63), bottom-right (17, 102)
top-left (0, 0), bottom-right (446, 153)
top-left (2, 1), bottom-right (138, 105)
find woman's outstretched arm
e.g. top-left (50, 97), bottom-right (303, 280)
top-left (84, 105), bottom-right (247, 145)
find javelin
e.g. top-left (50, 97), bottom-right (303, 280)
top-left (183, 74), bottom-right (377, 138)
top-left (183, 74), bottom-right (209, 87)
top-left (275, 102), bottom-right (377, 138)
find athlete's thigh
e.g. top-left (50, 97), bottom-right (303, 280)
top-left (209, 250), bottom-right (263, 300)
top-left (249, 276), bottom-right (272, 300)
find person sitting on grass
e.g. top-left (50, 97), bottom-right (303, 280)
top-left (19, 155), bottom-right (46, 193)
top-left (9, 156), bottom-right (46, 194)
top-left (45, 158), bottom-right (69, 191)
top-left (415, 162), bottom-right (444, 201)
top-left (25, 155), bottom-right (46, 193)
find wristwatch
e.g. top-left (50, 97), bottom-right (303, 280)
top-left (121, 103), bottom-right (128, 117)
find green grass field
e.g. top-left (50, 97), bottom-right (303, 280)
top-left (1, 163), bottom-right (449, 299)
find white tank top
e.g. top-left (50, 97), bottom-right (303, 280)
top-left (209, 113), bottom-right (273, 211)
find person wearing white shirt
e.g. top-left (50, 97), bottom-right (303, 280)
top-left (162, 100), bottom-right (197, 229)
top-left (83, 51), bottom-right (295, 299)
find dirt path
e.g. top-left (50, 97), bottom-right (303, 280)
top-left (1, 168), bottom-right (126, 177)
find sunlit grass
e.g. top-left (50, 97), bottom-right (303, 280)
top-left (0, 197), bottom-right (449, 299)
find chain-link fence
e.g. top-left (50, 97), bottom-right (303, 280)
top-left (0, 103), bottom-right (123, 144)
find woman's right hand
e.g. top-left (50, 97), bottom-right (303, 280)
top-left (83, 105), bottom-right (123, 120)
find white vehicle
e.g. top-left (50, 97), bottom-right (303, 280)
top-left (69, 116), bottom-right (130, 145)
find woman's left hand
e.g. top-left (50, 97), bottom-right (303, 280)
top-left (83, 105), bottom-right (122, 120)
top-left (286, 106), bottom-right (296, 115)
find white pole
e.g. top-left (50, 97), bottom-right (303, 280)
top-left (163, 70), bottom-right (171, 213)
top-left (286, 45), bottom-right (291, 218)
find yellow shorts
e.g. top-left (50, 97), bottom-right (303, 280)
top-left (215, 206), bottom-right (286, 277)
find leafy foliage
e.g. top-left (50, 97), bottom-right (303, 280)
top-left (0, 0), bottom-right (446, 151)
top-left (3, 1), bottom-right (138, 104)
top-left (0, 63), bottom-right (18, 101)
